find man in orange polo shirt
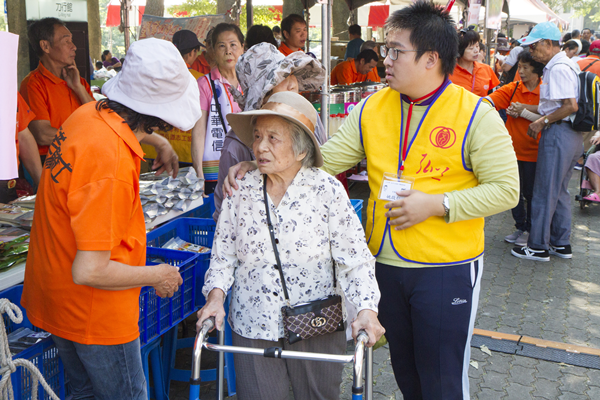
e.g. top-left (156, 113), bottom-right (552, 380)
top-left (22, 38), bottom-right (202, 399)
top-left (279, 14), bottom-right (307, 56)
top-left (190, 28), bottom-right (215, 76)
top-left (331, 49), bottom-right (380, 85)
top-left (485, 50), bottom-right (544, 247)
top-left (19, 18), bottom-right (94, 159)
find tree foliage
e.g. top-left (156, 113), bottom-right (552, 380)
top-left (545, 0), bottom-right (600, 23)
top-left (99, 0), bottom-right (128, 57)
top-left (167, 0), bottom-right (283, 34)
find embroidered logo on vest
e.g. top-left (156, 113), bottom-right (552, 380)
top-left (429, 126), bottom-right (457, 149)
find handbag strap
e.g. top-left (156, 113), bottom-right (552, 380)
top-left (508, 81), bottom-right (520, 104)
top-left (583, 59), bottom-right (600, 72)
top-left (209, 73), bottom-right (228, 131)
top-left (263, 176), bottom-right (291, 303)
top-left (262, 176), bottom-right (337, 305)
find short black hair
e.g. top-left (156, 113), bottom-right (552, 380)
top-left (583, 28), bottom-right (592, 33)
top-left (572, 29), bottom-right (580, 38)
top-left (96, 99), bottom-right (173, 135)
top-left (349, 24), bottom-right (361, 36)
top-left (517, 49), bottom-right (544, 76)
top-left (384, 1), bottom-right (458, 76)
top-left (582, 39), bottom-right (591, 55)
top-left (102, 50), bottom-right (111, 61)
top-left (95, 61), bottom-right (103, 70)
top-left (272, 26), bottom-right (281, 34)
top-left (211, 23), bottom-right (244, 48)
top-left (281, 14), bottom-right (306, 37)
top-left (356, 49), bottom-right (378, 63)
top-left (479, 41), bottom-right (486, 53)
top-left (498, 32), bottom-right (506, 38)
top-left (28, 18), bottom-right (66, 58)
top-left (180, 46), bottom-right (200, 57)
top-left (245, 25), bottom-right (277, 49)
top-left (562, 32), bottom-right (572, 42)
top-left (458, 29), bottom-right (480, 57)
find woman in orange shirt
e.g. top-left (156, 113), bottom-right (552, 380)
top-left (450, 28), bottom-right (499, 97)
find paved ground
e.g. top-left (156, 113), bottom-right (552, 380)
top-left (169, 172), bottom-right (600, 399)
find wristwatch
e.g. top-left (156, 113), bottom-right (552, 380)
top-left (543, 117), bottom-right (550, 127)
top-left (442, 194), bottom-right (450, 217)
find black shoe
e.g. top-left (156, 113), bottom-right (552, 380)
top-left (549, 244), bottom-right (572, 259)
top-left (511, 246), bottom-right (550, 261)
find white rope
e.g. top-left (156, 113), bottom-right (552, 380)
top-left (0, 298), bottom-right (61, 400)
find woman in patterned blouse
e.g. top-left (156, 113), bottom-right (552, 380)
top-left (197, 92), bottom-right (384, 400)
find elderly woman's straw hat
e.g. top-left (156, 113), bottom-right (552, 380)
top-left (226, 91), bottom-right (324, 167)
top-left (231, 42), bottom-right (325, 111)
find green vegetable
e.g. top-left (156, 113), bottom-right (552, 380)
top-left (3, 243), bottom-right (29, 257)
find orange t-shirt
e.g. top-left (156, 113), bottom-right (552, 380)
top-left (577, 55), bottom-right (600, 76)
top-left (487, 80), bottom-right (541, 162)
top-left (22, 102), bottom-right (146, 346)
top-left (279, 42), bottom-right (303, 56)
top-left (331, 59), bottom-right (380, 85)
top-left (19, 62), bottom-right (93, 156)
top-left (16, 93), bottom-right (36, 164)
top-left (449, 61), bottom-right (500, 97)
top-left (190, 52), bottom-right (211, 76)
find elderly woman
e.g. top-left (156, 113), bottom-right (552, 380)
top-left (212, 42), bottom-right (326, 222)
top-left (450, 28), bottom-right (500, 96)
top-left (198, 91), bottom-right (384, 400)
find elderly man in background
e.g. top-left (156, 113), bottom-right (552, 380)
top-left (191, 28), bottom-right (214, 76)
top-left (512, 22), bottom-right (581, 261)
top-left (331, 49), bottom-right (380, 85)
top-left (20, 18), bottom-right (94, 161)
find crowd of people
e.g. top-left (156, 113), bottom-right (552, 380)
top-left (4, 2), bottom-right (599, 400)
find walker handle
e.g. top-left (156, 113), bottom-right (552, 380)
top-left (352, 330), bottom-right (369, 399)
top-left (190, 317), bottom-right (216, 385)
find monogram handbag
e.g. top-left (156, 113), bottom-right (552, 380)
top-left (263, 177), bottom-right (345, 344)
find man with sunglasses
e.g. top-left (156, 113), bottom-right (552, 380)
top-left (511, 22), bottom-right (581, 261)
top-left (224, 2), bottom-right (518, 398)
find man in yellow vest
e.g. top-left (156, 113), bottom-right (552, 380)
top-left (224, 2), bottom-right (518, 398)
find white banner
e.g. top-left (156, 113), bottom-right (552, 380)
top-left (0, 32), bottom-right (19, 181)
top-left (467, 0), bottom-right (482, 27)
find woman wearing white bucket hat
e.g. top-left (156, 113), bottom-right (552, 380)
top-left (198, 91), bottom-right (384, 400)
top-left (22, 37), bottom-right (202, 400)
top-left (212, 42), bottom-right (326, 222)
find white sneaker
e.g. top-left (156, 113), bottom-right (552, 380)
top-left (515, 231), bottom-right (529, 247)
top-left (504, 230), bottom-right (523, 243)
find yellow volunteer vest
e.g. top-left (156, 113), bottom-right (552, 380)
top-left (361, 83), bottom-right (485, 265)
top-left (141, 68), bottom-right (203, 163)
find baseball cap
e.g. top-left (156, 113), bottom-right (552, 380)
top-left (590, 39), bottom-right (600, 54)
top-left (172, 29), bottom-right (202, 53)
top-left (102, 38), bottom-right (202, 132)
top-left (518, 22), bottom-right (561, 45)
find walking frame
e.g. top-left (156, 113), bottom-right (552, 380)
top-left (189, 317), bottom-right (374, 400)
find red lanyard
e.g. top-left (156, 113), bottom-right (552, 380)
top-left (400, 83), bottom-right (446, 172)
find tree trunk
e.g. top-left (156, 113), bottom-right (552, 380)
top-left (87, 0), bottom-right (102, 63)
top-left (332, 0), bottom-right (350, 40)
top-left (6, 0), bottom-right (30, 84)
top-left (144, 0), bottom-right (164, 17)
top-left (217, 0), bottom-right (237, 23)
top-left (282, 0), bottom-right (305, 19)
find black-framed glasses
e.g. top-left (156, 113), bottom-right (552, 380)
top-left (529, 40), bottom-right (542, 51)
top-left (380, 45), bottom-right (422, 61)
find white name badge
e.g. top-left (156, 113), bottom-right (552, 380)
top-left (379, 172), bottom-right (414, 201)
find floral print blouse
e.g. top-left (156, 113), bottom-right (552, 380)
top-left (202, 167), bottom-right (380, 341)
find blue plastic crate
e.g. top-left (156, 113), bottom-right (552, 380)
top-left (0, 285), bottom-right (67, 400)
top-left (351, 199), bottom-right (364, 224)
top-left (140, 247), bottom-right (200, 347)
top-left (146, 218), bottom-right (216, 308)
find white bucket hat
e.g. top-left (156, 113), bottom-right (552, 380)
top-left (227, 91), bottom-right (323, 168)
top-left (102, 38), bottom-right (202, 131)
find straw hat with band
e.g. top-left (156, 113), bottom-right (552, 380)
top-left (227, 91), bottom-right (324, 168)
top-left (102, 38), bottom-right (202, 132)
top-left (231, 42), bottom-right (326, 112)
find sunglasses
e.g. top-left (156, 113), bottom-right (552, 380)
top-left (529, 40), bottom-right (544, 51)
